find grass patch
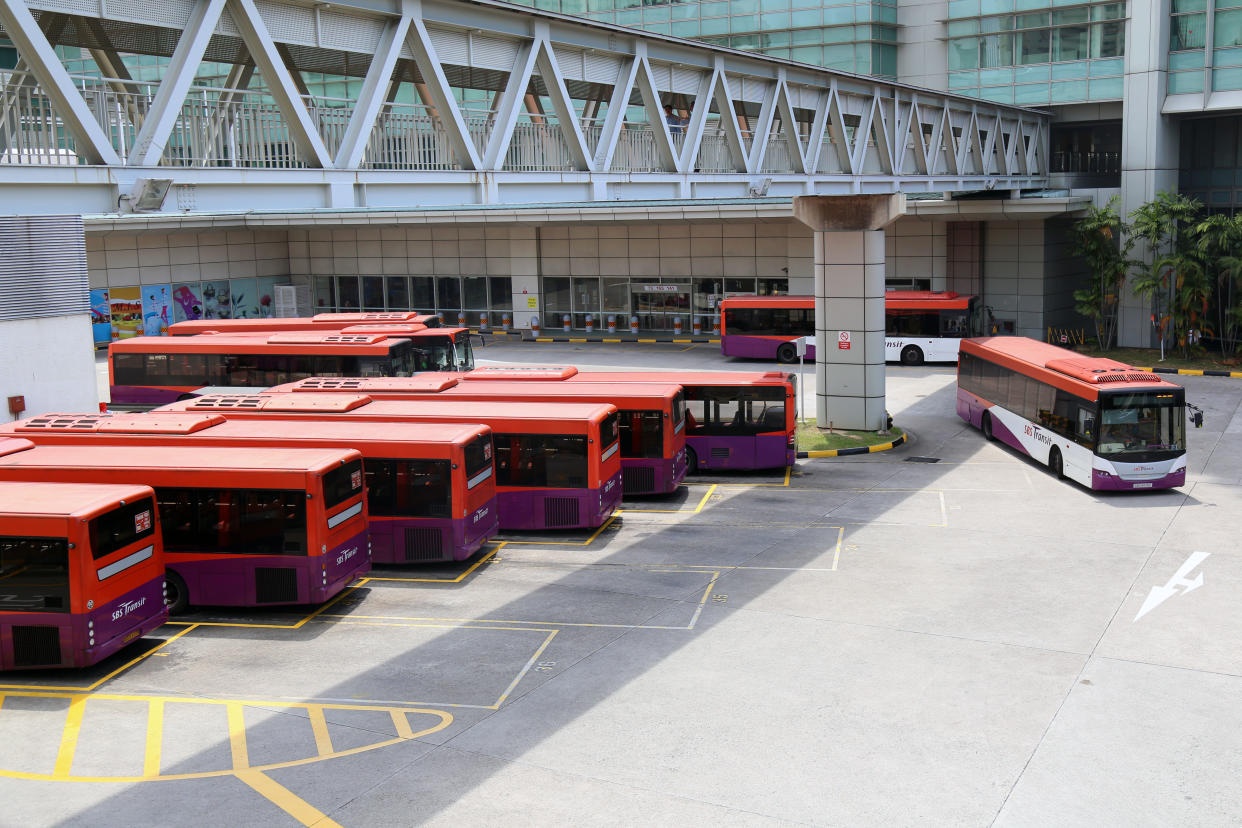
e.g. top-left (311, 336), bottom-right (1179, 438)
top-left (796, 422), bottom-right (905, 452)
top-left (1071, 345), bottom-right (1241, 373)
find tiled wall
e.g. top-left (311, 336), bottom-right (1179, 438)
top-left (86, 230), bottom-right (291, 289)
top-left (885, 219), bottom-right (947, 289)
top-left (981, 220), bottom-right (1048, 339)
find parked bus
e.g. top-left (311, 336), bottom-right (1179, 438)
top-left (159, 394), bottom-right (622, 531)
top-left (268, 377), bottom-right (687, 496)
top-left (0, 480), bottom-right (169, 670)
top-left (0, 445), bottom-right (371, 612)
top-left (957, 337), bottom-right (1188, 490)
top-left (0, 413), bottom-right (497, 564)
top-left (719, 292), bottom-right (983, 365)
top-left (168, 311), bottom-right (430, 336)
top-left (458, 367), bottom-right (796, 472)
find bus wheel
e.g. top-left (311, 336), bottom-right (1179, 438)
top-left (685, 446), bottom-right (699, 475)
top-left (776, 343), bottom-right (798, 364)
top-left (981, 411), bottom-right (994, 441)
top-left (900, 345), bottom-right (924, 366)
top-left (1049, 447), bottom-right (1064, 479)
top-left (164, 571), bottom-right (189, 615)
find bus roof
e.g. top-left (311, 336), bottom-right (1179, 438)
top-left (267, 376), bottom-right (460, 394)
top-left (312, 311), bottom-right (423, 323)
top-left (4, 413), bottom-right (489, 447)
top-left (439, 381), bottom-right (681, 404)
top-left (569, 371), bottom-right (794, 387)
top-left (459, 366), bottom-right (579, 380)
top-left (0, 480), bottom-right (155, 518)
top-left (109, 334), bottom-right (408, 355)
top-left (162, 394), bottom-right (616, 424)
top-left (339, 324), bottom-right (426, 336)
top-left (961, 337), bottom-right (1181, 397)
top-left (0, 444), bottom-right (361, 474)
top-left (0, 437), bottom-right (35, 457)
top-left (720, 292), bottom-right (974, 309)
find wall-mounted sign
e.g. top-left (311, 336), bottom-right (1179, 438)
top-left (640, 284), bottom-right (688, 293)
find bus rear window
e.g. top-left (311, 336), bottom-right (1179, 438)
top-left (601, 412), bottom-right (620, 449)
top-left (158, 488), bottom-right (309, 556)
top-left (89, 497), bottom-right (157, 560)
top-left (620, 410), bottom-right (663, 458)
top-left (0, 536), bottom-right (70, 612)
top-left (324, 459), bottom-right (365, 510)
top-left (672, 391), bottom-right (686, 431)
top-left (464, 434), bottom-right (494, 488)
top-left (494, 434), bottom-right (588, 488)
top-left (366, 458), bottom-right (452, 518)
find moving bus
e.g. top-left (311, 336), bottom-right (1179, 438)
top-left (957, 337), bottom-right (1187, 490)
top-left (0, 413), bottom-right (497, 564)
top-left (458, 367), bottom-right (796, 472)
top-left (268, 377), bottom-right (687, 496)
top-left (0, 445), bottom-right (371, 611)
top-left (0, 480), bottom-right (169, 670)
top-left (159, 394), bottom-right (623, 531)
top-left (719, 292), bottom-right (983, 365)
top-left (108, 332), bottom-right (422, 410)
top-left (168, 311), bottom-right (431, 336)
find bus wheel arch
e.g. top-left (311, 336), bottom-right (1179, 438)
top-left (164, 569), bottom-right (190, 615)
top-left (981, 411), bottom-right (994, 441)
top-left (776, 343), bottom-right (798, 364)
top-left (900, 345), bottom-right (924, 366)
top-left (1049, 447), bottom-right (1064, 479)
top-left (685, 446), bottom-right (699, 474)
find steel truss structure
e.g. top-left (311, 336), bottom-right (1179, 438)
top-left (0, 0), bottom-right (1050, 210)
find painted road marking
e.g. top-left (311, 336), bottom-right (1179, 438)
top-left (1134, 550), bottom-right (1210, 622)
top-left (618, 484), bottom-right (717, 514)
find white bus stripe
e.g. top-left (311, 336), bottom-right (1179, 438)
top-left (97, 545), bottom-right (154, 581)
top-left (327, 501), bottom-right (363, 529)
top-left (468, 466), bottom-right (494, 489)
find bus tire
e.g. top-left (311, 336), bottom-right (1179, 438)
top-left (164, 570), bottom-right (190, 615)
top-left (981, 411), bottom-right (994, 441)
top-left (776, 343), bottom-right (798, 364)
top-left (900, 345), bottom-right (924, 366)
top-left (685, 446), bottom-right (699, 475)
top-left (1049, 447), bottom-right (1064, 479)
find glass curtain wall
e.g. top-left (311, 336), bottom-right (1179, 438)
top-left (314, 276), bottom-right (513, 323)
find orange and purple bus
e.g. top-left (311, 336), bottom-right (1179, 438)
top-left (268, 377), bottom-right (687, 496)
top-left (0, 445), bottom-right (370, 612)
top-left (719, 292), bottom-right (983, 365)
top-left (0, 413), bottom-right (497, 564)
top-left (0, 480), bottom-right (169, 670)
top-left (159, 394), bottom-right (622, 531)
top-left (958, 337), bottom-right (1188, 490)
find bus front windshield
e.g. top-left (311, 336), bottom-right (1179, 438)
top-left (413, 337), bottom-right (454, 372)
top-left (968, 298), bottom-right (985, 336)
top-left (1097, 391), bottom-right (1186, 458)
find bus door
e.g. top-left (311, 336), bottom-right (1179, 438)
top-left (632, 285), bottom-right (690, 331)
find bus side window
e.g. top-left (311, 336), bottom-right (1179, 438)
top-left (1077, 407), bottom-right (1096, 444)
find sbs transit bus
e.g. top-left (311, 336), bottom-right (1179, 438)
top-left (168, 311), bottom-right (432, 336)
top-left (0, 479), bottom-right (169, 670)
top-left (0, 413), bottom-right (498, 565)
top-left (268, 377), bottom-right (688, 496)
top-left (458, 367), bottom-right (797, 472)
top-left (0, 444), bottom-right (371, 612)
top-left (957, 337), bottom-right (1188, 490)
top-left (719, 292), bottom-right (983, 365)
top-left (159, 394), bottom-right (623, 531)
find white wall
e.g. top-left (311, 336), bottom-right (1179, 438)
top-left (0, 314), bottom-right (99, 418)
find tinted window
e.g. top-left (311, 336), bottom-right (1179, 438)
top-left (366, 458), bottom-right (452, 518)
top-left (685, 386), bottom-right (786, 435)
top-left (464, 434), bottom-right (494, 488)
top-left (886, 311), bottom-right (940, 336)
top-left (672, 391), bottom-right (686, 430)
top-left (494, 434), bottom-right (588, 488)
top-left (89, 497), bottom-right (157, 560)
top-left (457, 336), bottom-right (475, 371)
top-left (619, 410), bottom-right (663, 458)
top-left (157, 488), bottom-right (308, 556)
top-left (725, 307), bottom-right (813, 336)
top-left (600, 412), bottom-right (620, 449)
top-left (323, 459), bottom-right (365, 510)
top-left (113, 353), bottom-right (147, 386)
top-left (0, 536), bottom-right (70, 612)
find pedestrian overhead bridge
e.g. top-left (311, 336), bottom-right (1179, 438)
top-left (0, 0), bottom-right (1051, 210)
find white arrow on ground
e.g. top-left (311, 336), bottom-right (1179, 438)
top-left (1134, 550), bottom-right (1210, 622)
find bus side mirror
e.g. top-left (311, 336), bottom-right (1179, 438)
top-left (472, 333), bottom-right (487, 347)
top-left (1084, 418), bottom-right (1096, 437)
top-left (1193, 411), bottom-right (1204, 428)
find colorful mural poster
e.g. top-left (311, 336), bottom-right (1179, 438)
top-left (141, 285), bottom-right (171, 336)
top-left (90, 289), bottom-right (111, 345)
top-left (229, 277), bottom-right (259, 318)
top-left (256, 277), bottom-right (285, 318)
top-left (172, 283), bottom-right (204, 322)
top-left (109, 286), bottom-right (142, 339)
top-left (200, 281), bottom-right (231, 319)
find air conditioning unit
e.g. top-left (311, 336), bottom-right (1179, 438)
top-left (273, 284), bottom-right (311, 317)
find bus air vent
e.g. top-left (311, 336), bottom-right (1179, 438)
top-left (622, 466), bottom-right (656, 494)
top-left (543, 497), bottom-right (581, 527)
top-left (11, 625), bottom-right (62, 667)
top-left (189, 395), bottom-right (268, 410)
top-left (254, 567), bottom-right (299, 604)
top-left (1127, 373), bottom-right (1162, 383)
top-left (357, 312), bottom-right (415, 321)
top-left (1094, 374), bottom-right (1128, 383)
top-left (295, 378), bottom-right (364, 390)
top-left (710, 447), bottom-right (731, 458)
top-left (18, 414), bottom-right (111, 431)
top-left (265, 332), bottom-right (388, 345)
top-left (320, 334), bottom-right (389, 344)
top-left (403, 527), bottom-right (445, 562)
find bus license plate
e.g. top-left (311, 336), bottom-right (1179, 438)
top-left (1132, 482), bottom-right (1152, 488)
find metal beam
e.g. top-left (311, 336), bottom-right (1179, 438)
top-left (482, 39), bottom-right (535, 170)
top-left (334, 15), bottom-right (410, 169)
top-left (531, 26), bottom-right (592, 172)
top-left (594, 57), bottom-right (637, 171)
top-left (633, 47), bottom-right (677, 172)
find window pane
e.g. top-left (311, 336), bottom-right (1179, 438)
top-left (0, 536), bottom-right (70, 612)
top-left (489, 277), bottom-right (513, 310)
top-left (337, 276), bottom-right (360, 309)
top-left (1171, 14), bottom-right (1207, 50)
top-left (1017, 28), bottom-right (1050, 63)
top-left (949, 37), bottom-right (981, 68)
top-left (1216, 9), bottom-right (1242, 47)
top-left (314, 276), bottom-right (336, 311)
top-left (463, 276), bottom-right (488, 309)
top-left (435, 277), bottom-right (461, 313)
top-left (386, 277), bottom-right (409, 310)
top-left (361, 276), bottom-right (384, 310)
top-left (410, 277), bottom-right (434, 310)
top-left (1055, 26), bottom-right (1089, 61)
top-left (365, 458), bottom-right (453, 518)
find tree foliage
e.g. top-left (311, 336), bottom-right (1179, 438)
top-left (1070, 197), bottom-right (1131, 350)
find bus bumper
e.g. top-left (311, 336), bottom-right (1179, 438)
top-left (1092, 466), bottom-right (1186, 491)
top-left (620, 454), bottom-right (686, 495)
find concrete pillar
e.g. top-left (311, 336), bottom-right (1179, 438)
top-left (794, 194), bottom-right (904, 431)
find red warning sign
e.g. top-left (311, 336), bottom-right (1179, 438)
top-left (838, 331), bottom-right (852, 350)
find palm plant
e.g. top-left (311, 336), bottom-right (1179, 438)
top-left (1070, 197), bottom-right (1132, 349)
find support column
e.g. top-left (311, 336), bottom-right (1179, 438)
top-left (794, 194), bottom-right (904, 431)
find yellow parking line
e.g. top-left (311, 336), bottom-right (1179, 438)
top-left (390, 710), bottom-right (415, 740)
top-left (53, 695), bottom-right (88, 778)
top-left (236, 769), bottom-right (345, 828)
top-left (618, 484), bottom-right (717, 514)
top-left (308, 706), bottom-right (333, 757)
top-left (0, 623), bottom-right (200, 693)
top-left (492, 629), bottom-right (558, 708)
top-left (227, 703), bottom-right (249, 770)
top-left (498, 514), bottom-right (618, 546)
top-left (363, 544), bottom-right (501, 584)
top-left (144, 700), bottom-right (164, 777)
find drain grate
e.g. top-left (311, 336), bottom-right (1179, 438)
top-left (904, 456), bottom-right (941, 463)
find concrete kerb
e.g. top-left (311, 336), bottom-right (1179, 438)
top-left (1135, 366), bottom-right (1242, 379)
top-left (483, 331), bottom-right (720, 345)
top-left (797, 431), bottom-right (907, 459)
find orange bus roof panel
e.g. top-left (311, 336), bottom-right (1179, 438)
top-left (0, 444), bottom-right (360, 473)
top-left (312, 311), bottom-right (422, 323)
top-left (0, 438), bottom-right (35, 457)
top-left (12, 413), bottom-right (226, 435)
top-left (0, 480), bottom-right (155, 517)
top-left (186, 393), bottom-right (374, 413)
top-left (461, 366), bottom-right (579, 380)
top-left (271, 376), bottom-right (460, 393)
top-left (265, 332), bottom-right (392, 346)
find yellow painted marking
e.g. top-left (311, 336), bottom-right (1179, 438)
top-left (167, 580), bottom-right (362, 630)
top-left (236, 770), bottom-right (345, 828)
top-left (830, 526), bottom-right (844, 570)
top-left (499, 514), bottom-right (618, 546)
top-left (637, 338), bottom-right (657, 343)
top-left (672, 338), bottom-right (692, 343)
top-left (1181, 369), bottom-right (1204, 376)
top-left (0, 623), bottom-right (200, 692)
top-left (535, 337), bottom-right (553, 342)
top-left (602, 338), bottom-right (622, 343)
top-left (686, 571), bottom-right (722, 627)
top-left (390, 709), bottom-right (415, 740)
top-left (308, 706), bottom-right (333, 757)
top-left (227, 703), bottom-right (249, 770)
top-left (619, 484), bottom-right (717, 514)
top-left (143, 700), bottom-right (164, 777)
top-left (708, 338), bottom-right (721, 343)
top-left (569, 338), bottom-right (587, 343)
top-left (493, 630), bottom-right (558, 708)
top-left (684, 465), bottom-right (792, 488)
top-left (53, 696), bottom-right (88, 778)
top-left (362, 544), bottom-right (501, 584)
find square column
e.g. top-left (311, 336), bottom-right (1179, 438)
top-left (794, 194), bottom-right (904, 431)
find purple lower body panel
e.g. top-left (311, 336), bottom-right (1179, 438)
top-left (688, 434), bottom-right (794, 470)
top-left (1092, 467), bottom-right (1185, 491)
top-left (0, 577), bottom-right (168, 671)
top-left (621, 450), bottom-right (687, 495)
top-left (108, 385), bottom-right (194, 411)
top-left (370, 500), bottom-right (500, 564)
top-left (170, 529), bottom-right (370, 608)
top-left (721, 336), bottom-right (781, 360)
top-left (496, 471), bottom-right (622, 531)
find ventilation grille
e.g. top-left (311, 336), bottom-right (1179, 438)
top-left (11, 625), bottom-right (62, 668)
top-left (297, 379), bottom-right (364, 389)
top-left (543, 497), bottom-right (581, 528)
top-left (622, 466), bottom-right (656, 494)
top-left (254, 567), bottom-right (299, 604)
top-left (710, 447), bottom-right (731, 458)
top-left (403, 527), bottom-right (446, 562)
top-left (320, 335), bottom-right (385, 344)
top-left (190, 395), bottom-right (267, 409)
top-left (19, 414), bottom-right (110, 430)
top-left (1126, 372), bottom-right (1162, 383)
